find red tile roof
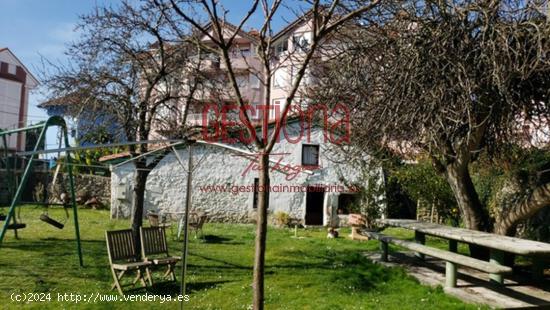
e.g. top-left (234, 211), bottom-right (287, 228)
top-left (38, 92), bottom-right (84, 108)
top-left (98, 152), bottom-right (131, 162)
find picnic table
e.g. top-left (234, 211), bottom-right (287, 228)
top-left (377, 219), bottom-right (550, 284)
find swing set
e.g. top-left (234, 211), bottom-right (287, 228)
top-left (36, 163), bottom-right (71, 230)
top-left (0, 116), bottom-right (83, 266)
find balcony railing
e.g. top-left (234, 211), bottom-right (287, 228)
top-left (186, 107), bottom-right (259, 127)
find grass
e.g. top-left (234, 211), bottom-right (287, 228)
top-left (0, 207), bottom-right (484, 309)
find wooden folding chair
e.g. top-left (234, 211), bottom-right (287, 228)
top-left (147, 211), bottom-right (171, 228)
top-left (140, 226), bottom-right (181, 283)
top-left (105, 229), bottom-right (152, 296)
top-left (189, 213), bottom-right (208, 238)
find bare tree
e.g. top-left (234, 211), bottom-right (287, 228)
top-left (153, 0), bottom-right (380, 308)
top-left (312, 0), bottom-right (550, 238)
top-left (41, 0), bottom-right (204, 253)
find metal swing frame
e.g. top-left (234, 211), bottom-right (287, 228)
top-left (0, 116), bottom-right (83, 266)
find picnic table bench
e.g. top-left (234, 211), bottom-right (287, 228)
top-left (362, 230), bottom-right (512, 287)
top-left (367, 219), bottom-right (550, 286)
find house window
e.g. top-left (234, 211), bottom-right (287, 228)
top-left (273, 68), bottom-right (285, 88)
top-left (275, 40), bottom-right (288, 55)
top-left (253, 178), bottom-right (259, 209)
top-left (292, 34), bottom-right (310, 52)
top-left (7, 63), bottom-right (16, 75)
top-left (236, 75), bottom-right (248, 88)
top-left (250, 74), bottom-right (260, 89)
top-left (230, 46), bottom-right (252, 58)
top-left (302, 144), bottom-right (320, 167)
top-left (240, 48), bottom-right (251, 57)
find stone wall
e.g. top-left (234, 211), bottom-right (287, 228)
top-left (24, 172), bottom-right (111, 207)
top-left (49, 173), bottom-right (110, 206)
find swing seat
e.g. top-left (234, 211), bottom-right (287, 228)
top-left (39, 214), bottom-right (64, 229)
top-left (7, 223), bottom-right (26, 230)
top-left (0, 214), bottom-right (6, 221)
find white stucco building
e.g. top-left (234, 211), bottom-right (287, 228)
top-left (109, 122), bottom-right (384, 226)
top-left (0, 48), bottom-right (39, 151)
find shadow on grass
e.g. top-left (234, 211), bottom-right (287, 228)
top-left (123, 280), bottom-right (234, 296)
top-left (106, 248), bottom-right (406, 297)
top-left (271, 249), bottom-right (409, 293)
top-left (1, 238), bottom-right (112, 284)
top-left (3, 239), bottom-right (107, 263)
top-left (189, 252), bottom-right (252, 270)
top-left (184, 246), bottom-right (407, 294)
top-left (200, 234), bottom-right (244, 245)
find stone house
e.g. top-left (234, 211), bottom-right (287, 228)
top-left (109, 121), bottom-right (384, 226)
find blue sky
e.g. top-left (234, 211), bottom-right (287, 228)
top-left (0, 0), bottom-right (300, 149)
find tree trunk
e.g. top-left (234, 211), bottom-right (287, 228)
top-left (445, 162), bottom-right (490, 259)
top-left (131, 159), bottom-right (149, 258)
top-left (494, 182), bottom-right (550, 236)
top-left (253, 153), bottom-right (269, 310)
top-left (445, 163), bottom-right (488, 231)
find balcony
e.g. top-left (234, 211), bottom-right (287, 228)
top-left (187, 112), bottom-right (210, 126)
top-left (220, 55), bottom-right (261, 72)
top-left (193, 54), bottom-right (220, 72)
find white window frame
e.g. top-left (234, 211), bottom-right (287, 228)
top-left (270, 99), bottom-right (283, 120)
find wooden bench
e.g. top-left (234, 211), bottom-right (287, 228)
top-left (378, 219), bottom-right (550, 283)
top-left (105, 229), bottom-right (152, 296)
top-left (362, 230), bottom-right (512, 287)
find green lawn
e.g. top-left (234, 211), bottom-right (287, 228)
top-left (0, 207), bottom-right (483, 309)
